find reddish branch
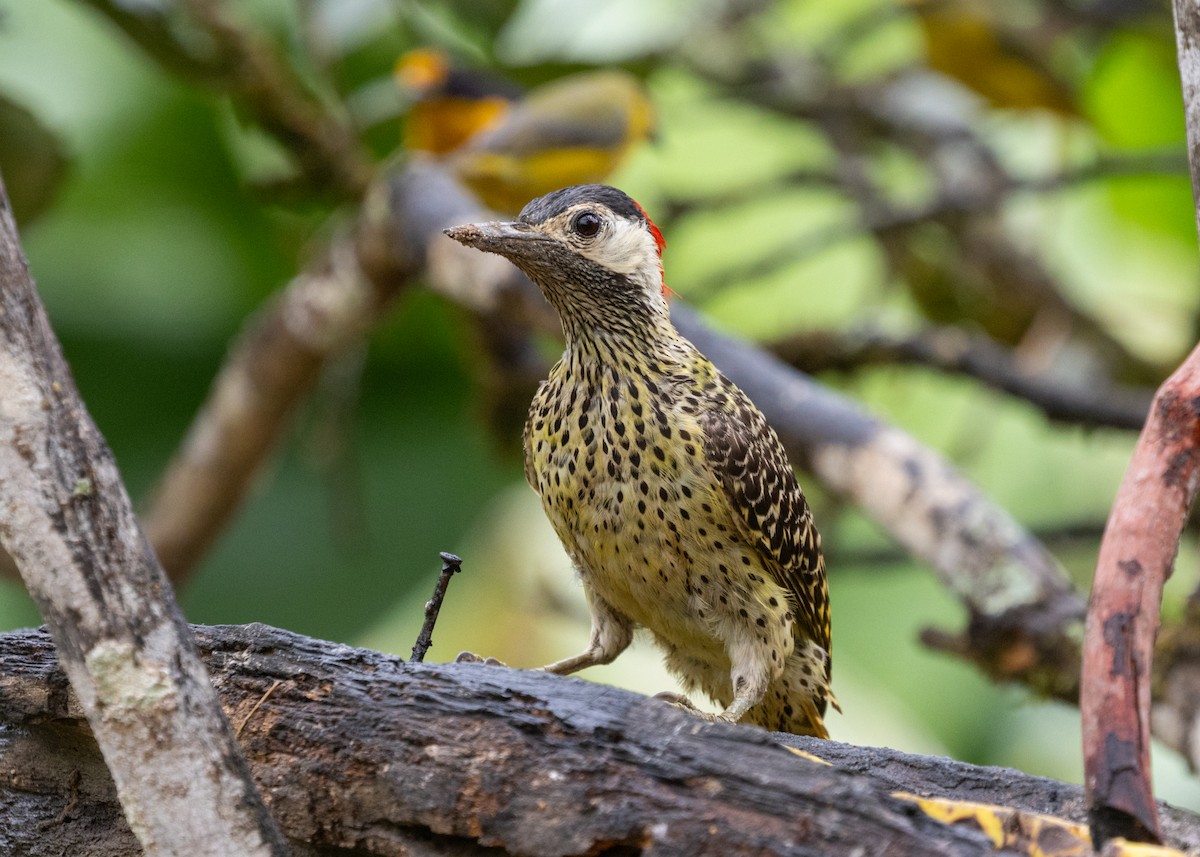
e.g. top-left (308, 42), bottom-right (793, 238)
top-left (1081, 344), bottom-right (1200, 847)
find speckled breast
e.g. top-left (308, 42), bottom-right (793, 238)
top-left (524, 356), bottom-right (777, 662)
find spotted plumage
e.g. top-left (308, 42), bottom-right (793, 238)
top-left (445, 185), bottom-right (835, 736)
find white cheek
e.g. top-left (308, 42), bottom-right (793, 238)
top-left (577, 218), bottom-right (664, 298)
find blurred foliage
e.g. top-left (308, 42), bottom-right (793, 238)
top-left (1, 0), bottom-right (1198, 809)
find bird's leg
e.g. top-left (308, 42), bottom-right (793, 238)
top-left (716, 635), bottom-right (774, 723)
top-left (717, 678), bottom-right (766, 723)
top-left (539, 593), bottom-right (633, 675)
top-left (715, 643), bottom-right (772, 724)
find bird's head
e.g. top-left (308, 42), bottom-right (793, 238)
top-left (444, 184), bottom-right (669, 340)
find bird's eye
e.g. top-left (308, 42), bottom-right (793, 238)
top-left (571, 211), bottom-right (602, 238)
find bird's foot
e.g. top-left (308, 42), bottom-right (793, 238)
top-left (654, 691), bottom-right (729, 723)
top-left (454, 651), bottom-right (508, 666)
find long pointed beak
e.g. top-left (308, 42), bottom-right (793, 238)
top-left (443, 220), bottom-right (547, 256)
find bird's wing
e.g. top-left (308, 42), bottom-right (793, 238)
top-left (697, 376), bottom-right (831, 663)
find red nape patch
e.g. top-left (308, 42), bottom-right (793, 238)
top-left (633, 201), bottom-right (667, 257)
top-left (632, 199), bottom-right (670, 297)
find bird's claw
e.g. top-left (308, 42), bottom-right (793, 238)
top-left (654, 691), bottom-right (737, 724)
top-left (454, 651), bottom-right (508, 666)
top-left (654, 690), bottom-right (696, 709)
top-left (655, 691), bottom-right (711, 717)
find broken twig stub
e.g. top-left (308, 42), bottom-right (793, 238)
top-left (410, 552), bottom-right (464, 662)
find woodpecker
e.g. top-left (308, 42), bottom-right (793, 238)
top-left (445, 185), bottom-right (835, 736)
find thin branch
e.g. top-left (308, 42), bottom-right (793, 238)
top-left (660, 149), bottom-right (1185, 231)
top-left (140, 162), bottom-right (507, 582)
top-left (771, 324), bottom-right (1153, 430)
top-left (684, 148), bottom-right (1187, 307)
top-left (80, 0), bottom-right (372, 199)
top-left (75, 0), bottom-right (233, 82)
top-left (1017, 149), bottom-right (1188, 191)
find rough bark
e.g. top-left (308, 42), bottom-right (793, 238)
top-left (0, 173), bottom-right (288, 856)
top-left (3, 623), bottom-right (1199, 857)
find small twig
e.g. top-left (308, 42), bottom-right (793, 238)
top-left (410, 553), bottom-right (464, 663)
top-left (235, 679), bottom-right (283, 739)
top-left (38, 769), bottom-right (82, 831)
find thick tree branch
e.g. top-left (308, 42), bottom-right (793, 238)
top-left (1078, 2), bottom-right (1200, 839)
top-left (3, 623), bottom-right (1199, 856)
top-left (0, 175), bottom-right (288, 854)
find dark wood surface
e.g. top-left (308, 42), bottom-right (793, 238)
top-left (3, 623), bottom-right (1198, 856)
